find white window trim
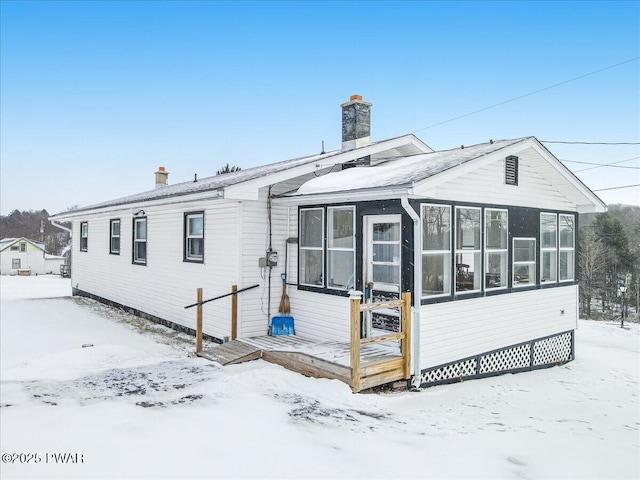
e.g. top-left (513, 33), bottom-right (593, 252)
top-left (512, 237), bottom-right (536, 288)
top-left (133, 217), bottom-right (147, 265)
top-left (455, 206), bottom-right (482, 294)
top-left (421, 203), bottom-right (452, 299)
top-left (327, 206), bottom-right (355, 291)
top-left (185, 212), bottom-right (204, 262)
top-left (559, 214), bottom-right (575, 282)
top-left (484, 208), bottom-right (509, 291)
top-left (299, 208), bottom-right (325, 288)
top-left (80, 222), bottom-right (88, 252)
top-left (540, 212), bottom-right (558, 284)
top-left (110, 219), bottom-right (121, 254)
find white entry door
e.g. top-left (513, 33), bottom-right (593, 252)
top-left (363, 215), bottom-right (402, 299)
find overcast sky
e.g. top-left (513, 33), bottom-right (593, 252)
top-left (1, 0), bottom-right (638, 215)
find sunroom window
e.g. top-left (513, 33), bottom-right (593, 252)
top-left (513, 238), bottom-right (536, 287)
top-left (327, 206), bottom-right (355, 290)
top-left (299, 208), bottom-right (324, 286)
top-left (559, 214), bottom-right (575, 281)
top-left (485, 209), bottom-right (508, 289)
top-left (421, 204), bottom-right (451, 298)
top-left (455, 207), bottom-right (481, 293)
top-left (540, 213), bottom-right (557, 283)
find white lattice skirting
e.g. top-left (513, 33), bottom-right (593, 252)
top-left (419, 330), bottom-right (574, 387)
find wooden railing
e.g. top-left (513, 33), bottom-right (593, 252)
top-left (349, 291), bottom-right (412, 392)
top-left (186, 284), bottom-right (259, 353)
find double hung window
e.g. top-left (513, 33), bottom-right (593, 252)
top-left (80, 222), bottom-right (88, 252)
top-left (185, 212), bottom-right (204, 262)
top-left (299, 208), bottom-right (324, 286)
top-left (110, 219), bottom-right (121, 254)
top-left (133, 218), bottom-right (147, 265)
top-left (559, 214), bottom-right (575, 281)
top-left (513, 238), bottom-right (536, 287)
top-left (421, 204), bottom-right (451, 298)
top-left (455, 207), bottom-right (481, 293)
top-left (540, 213), bottom-right (557, 283)
top-left (327, 206), bottom-right (355, 290)
top-left (485, 209), bottom-right (508, 289)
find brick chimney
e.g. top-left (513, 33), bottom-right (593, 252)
top-left (341, 94), bottom-right (372, 151)
top-left (155, 166), bottom-right (169, 188)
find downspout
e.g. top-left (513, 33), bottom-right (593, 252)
top-left (400, 195), bottom-right (422, 389)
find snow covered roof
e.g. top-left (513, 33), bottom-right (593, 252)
top-left (297, 138), bottom-right (528, 195)
top-left (49, 134), bottom-right (432, 217)
top-left (0, 237), bottom-right (46, 252)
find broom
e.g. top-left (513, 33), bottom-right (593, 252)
top-left (278, 239), bottom-right (292, 314)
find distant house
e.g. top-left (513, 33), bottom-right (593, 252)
top-left (0, 237), bottom-right (65, 275)
top-left (50, 95), bottom-right (606, 389)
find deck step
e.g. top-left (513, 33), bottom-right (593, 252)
top-left (197, 340), bottom-right (262, 365)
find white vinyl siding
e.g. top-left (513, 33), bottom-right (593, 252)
top-left (421, 204), bottom-right (451, 298)
top-left (419, 285), bottom-right (578, 369)
top-left (69, 202), bottom-right (241, 341)
top-left (423, 146), bottom-right (576, 211)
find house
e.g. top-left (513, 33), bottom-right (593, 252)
top-left (49, 95), bottom-right (606, 389)
top-left (0, 237), bottom-right (65, 275)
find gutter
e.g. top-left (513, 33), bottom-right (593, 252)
top-left (400, 195), bottom-right (422, 389)
top-left (50, 219), bottom-right (72, 233)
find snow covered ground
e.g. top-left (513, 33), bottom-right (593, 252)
top-left (1, 275), bottom-right (638, 479)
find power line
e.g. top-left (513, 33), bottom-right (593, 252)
top-left (561, 157), bottom-right (640, 170)
top-left (592, 184), bottom-right (640, 192)
top-left (412, 57), bottom-right (640, 134)
top-left (574, 156), bottom-right (640, 173)
top-left (542, 141), bottom-right (640, 145)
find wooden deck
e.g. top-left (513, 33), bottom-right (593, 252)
top-left (194, 292), bottom-right (412, 392)
top-left (198, 334), bottom-right (404, 391)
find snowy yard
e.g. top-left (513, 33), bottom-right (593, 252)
top-left (0, 276), bottom-right (638, 479)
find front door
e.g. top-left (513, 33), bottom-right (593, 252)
top-left (363, 215), bottom-right (402, 334)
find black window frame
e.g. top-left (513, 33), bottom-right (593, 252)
top-left (109, 219), bottom-right (121, 255)
top-left (80, 222), bottom-right (88, 252)
top-left (183, 211), bottom-right (205, 263)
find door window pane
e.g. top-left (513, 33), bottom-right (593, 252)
top-left (373, 264), bottom-right (400, 285)
top-left (373, 223), bottom-right (400, 242)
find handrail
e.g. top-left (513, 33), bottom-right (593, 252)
top-left (184, 284), bottom-right (259, 309)
top-left (350, 291), bottom-right (412, 392)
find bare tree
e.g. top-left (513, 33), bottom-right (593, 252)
top-left (579, 230), bottom-right (606, 317)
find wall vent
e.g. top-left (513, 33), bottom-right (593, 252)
top-left (505, 155), bottom-right (519, 185)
